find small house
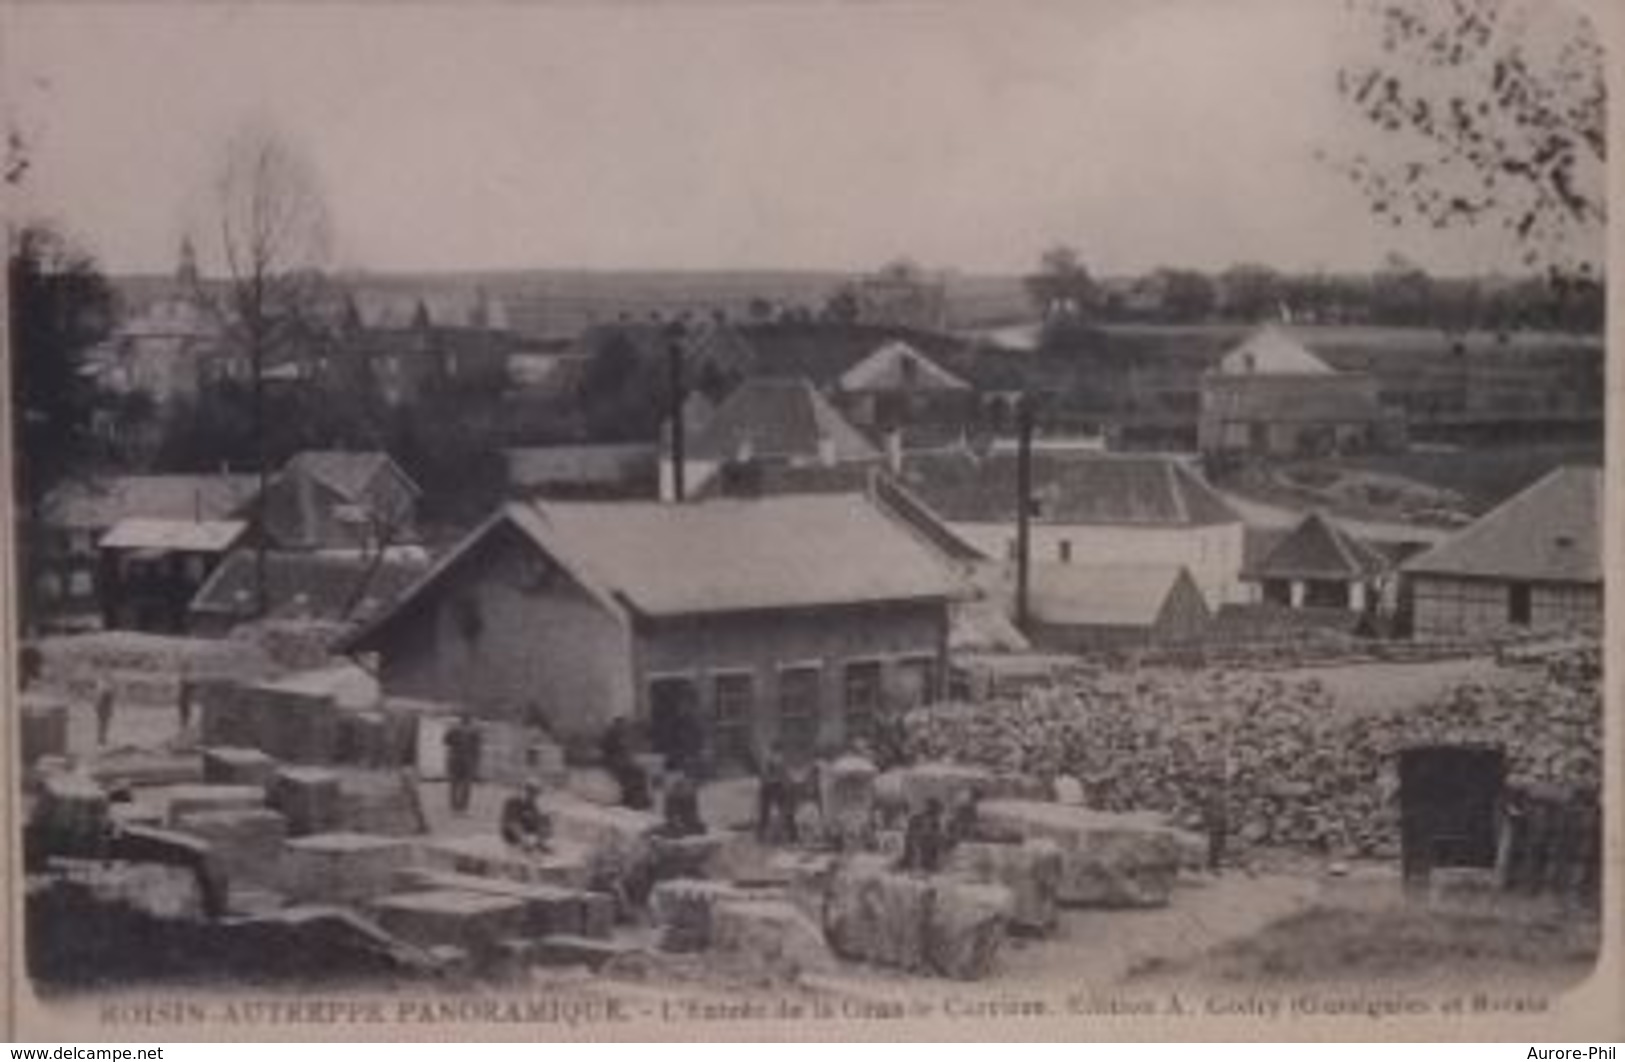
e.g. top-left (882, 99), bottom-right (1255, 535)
top-left (98, 518), bottom-right (247, 632)
top-left (1401, 466), bottom-right (1603, 639)
top-left (1024, 563), bottom-right (1210, 653)
top-left (260, 450), bottom-right (421, 551)
top-left (1198, 326), bottom-right (1403, 460)
top-left (1242, 511), bottom-right (1391, 614)
top-left (341, 494), bottom-right (957, 771)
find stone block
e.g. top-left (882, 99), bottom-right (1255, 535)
top-left (823, 854), bottom-right (1013, 980)
top-left (281, 832), bottom-right (414, 905)
top-left (268, 767), bottom-right (343, 836)
top-left (203, 747), bottom-right (279, 789)
top-left (162, 784), bottom-right (266, 827)
top-left (540, 795), bottom-right (660, 891)
top-left (398, 869), bottom-right (606, 938)
top-left (947, 839), bottom-right (1062, 934)
top-left (415, 835), bottom-right (592, 890)
top-left (711, 899), bottom-right (835, 980)
top-left (91, 749), bottom-right (205, 789)
top-left (820, 755), bottom-right (877, 848)
top-left (978, 800), bottom-right (1182, 908)
top-left (649, 878), bottom-right (749, 953)
top-left (172, 808), bottom-right (287, 889)
top-left (20, 695), bottom-right (69, 765)
top-left (532, 934), bottom-right (642, 971)
top-left (369, 889), bottom-right (528, 958)
top-left (648, 832), bottom-right (731, 882)
top-left (337, 770), bottom-right (425, 836)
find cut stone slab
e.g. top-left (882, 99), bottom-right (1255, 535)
top-left (649, 879), bottom-right (750, 953)
top-left (20, 695), bottom-right (69, 765)
top-left (281, 832), bottom-right (414, 905)
top-left (823, 854), bottom-right (1013, 980)
top-left (926, 880), bottom-right (1013, 980)
top-left (532, 934), bottom-right (643, 971)
top-left (172, 808), bottom-right (287, 889)
top-left (711, 898), bottom-right (835, 981)
top-left (163, 784), bottom-right (267, 827)
top-left (397, 869), bottom-right (609, 939)
top-left (203, 747), bottom-right (279, 789)
top-left (268, 767), bottom-right (343, 837)
top-left (820, 755), bottom-right (877, 849)
top-left (879, 762), bottom-right (995, 816)
top-left (647, 832), bottom-right (732, 882)
top-left (416, 835), bottom-right (592, 890)
top-left (369, 889), bottom-right (528, 958)
top-left (978, 800), bottom-right (1183, 908)
top-left (539, 796), bottom-right (661, 891)
top-left (90, 749), bottom-right (205, 789)
top-left (337, 770), bottom-right (425, 836)
top-left (947, 839), bottom-right (1062, 935)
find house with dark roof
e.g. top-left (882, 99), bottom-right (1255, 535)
top-left (341, 494), bottom-right (957, 771)
top-left (261, 451), bottom-right (422, 551)
top-left (1198, 326), bottom-right (1404, 460)
top-left (897, 449), bottom-right (1247, 606)
top-left (833, 339), bottom-right (979, 435)
top-left (1024, 563), bottom-right (1210, 653)
top-left (1242, 511), bottom-right (1392, 613)
top-left (188, 548), bottom-right (431, 636)
top-left (664, 376), bottom-right (882, 500)
top-left (96, 517), bottom-right (249, 633)
top-left (39, 473), bottom-right (258, 624)
top-left (1401, 466), bottom-right (1602, 639)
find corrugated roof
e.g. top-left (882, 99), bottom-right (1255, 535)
top-left (100, 518), bottom-right (246, 553)
top-left (1243, 512), bottom-right (1390, 581)
top-left (1401, 466), bottom-right (1602, 583)
top-left (898, 450), bottom-right (1239, 527)
top-left (839, 340), bottom-right (970, 392)
top-left (511, 494), bottom-right (955, 616)
top-left (1214, 325), bottom-right (1335, 376)
top-left (687, 377), bottom-right (879, 464)
top-left (46, 474), bottom-right (258, 530)
top-left (1028, 563), bottom-right (1197, 627)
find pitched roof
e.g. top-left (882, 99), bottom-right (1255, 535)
top-left (1243, 512), bottom-right (1390, 581)
top-left (1401, 466), bottom-right (1603, 583)
top-left (839, 340), bottom-right (970, 392)
top-left (346, 495), bottom-right (958, 647)
top-left (1214, 325), bottom-right (1335, 376)
top-left (190, 549), bottom-right (431, 625)
top-left (1028, 563), bottom-right (1202, 628)
top-left (46, 474), bottom-right (258, 530)
top-left (283, 451), bottom-right (418, 501)
top-left (897, 450), bottom-right (1240, 527)
top-left (687, 377), bottom-right (880, 464)
top-left (100, 518), bottom-right (246, 553)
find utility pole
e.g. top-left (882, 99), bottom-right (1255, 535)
top-left (666, 321), bottom-right (687, 502)
top-left (1014, 393), bottom-right (1034, 633)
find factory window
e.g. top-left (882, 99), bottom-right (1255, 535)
top-left (843, 660), bottom-right (883, 744)
top-left (711, 671), bottom-right (755, 769)
top-left (777, 665), bottom-right (822, 759)
top-left (1508, 583), bottom-right (1532, 627)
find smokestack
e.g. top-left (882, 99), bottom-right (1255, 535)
top-left (667, 324), bottom-right (687, 502)
top-left (1015, 396), bottom-right (1034, 634)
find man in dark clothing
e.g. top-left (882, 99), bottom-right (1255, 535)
top-left (500, 782), bottom-right (551, 852)
top-left (899, 798), bottom-right (946, 874)
top-left (443, 714), bottom-right (482, 815)
top-left (660, 771), bottom-right (706, 838)
top-left (94, 678), bottom-right (115, 747)
top-left (756, 751), bottom-right (792, 844)
top-left (176, 671), bottom-right (196, 734)
top-left (600, 717), bottom-right (651, 810)
top-left (945, 788), bottom-right (981, 851)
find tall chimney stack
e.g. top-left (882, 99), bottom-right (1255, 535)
top-left (1015, 396), bottom-right (1034, 633)
top-left (666, 323), bottom-right (687, 502)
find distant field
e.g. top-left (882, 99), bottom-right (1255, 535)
top-left (1325, 442), bottom-right (1604, 515)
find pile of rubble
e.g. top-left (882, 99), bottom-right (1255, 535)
top-left (904, 646), bottom-right (1601, 859)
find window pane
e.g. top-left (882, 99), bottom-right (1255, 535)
top-left (778, 666), bottom-right (821, 759)
top-left (712, 672), bottom-right (754, 768)
top-left (843, 661), bottom-right (882, 744)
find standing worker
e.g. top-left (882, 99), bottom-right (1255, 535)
top-left (1203, 768), bottom-right (1230, 875)
top-left (443, 714), bottom-right (483, 815)
top-left (93, 677), bottom-right (116, 747)
top-left (176, 665), bottom-right (196, 735)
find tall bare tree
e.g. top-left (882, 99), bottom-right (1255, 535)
top-left (201, 120), bottom-right (332, 615)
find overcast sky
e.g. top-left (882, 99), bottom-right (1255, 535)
top-left (1, 1), bottom-right (1596, 277)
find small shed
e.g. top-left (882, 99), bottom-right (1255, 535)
top-left (98, 518), bottom-right (247, 633)
top-left (1025, 563), bottom-right (1210, 653)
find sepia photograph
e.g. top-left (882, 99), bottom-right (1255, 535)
top-left (1, 0), bottom-right (1616, 1041)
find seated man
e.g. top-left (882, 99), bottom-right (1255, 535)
top-left (897, 798), bottom-right (946, 874)
top-left (500, 781), bottom-right (552, 853)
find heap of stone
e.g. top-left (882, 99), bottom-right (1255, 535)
top-left (903, 646), bottom-right (1601, 858)
top-left (822, 855), bottom-right (1012, 980)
